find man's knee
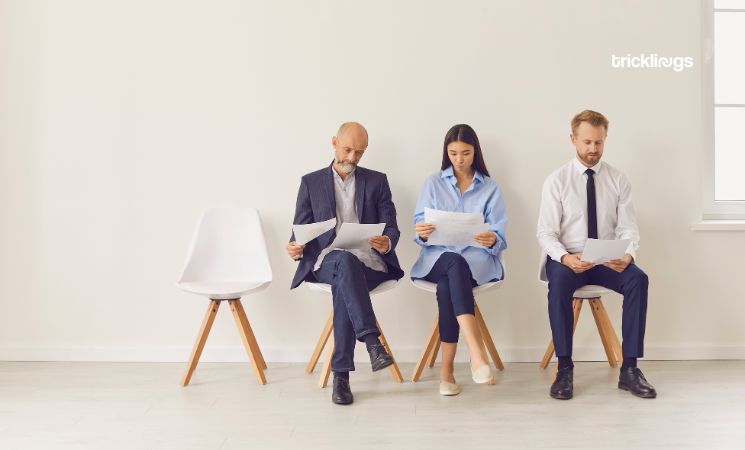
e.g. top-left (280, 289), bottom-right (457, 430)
top-left (332, 250), bottom-right (362, 269)
top-left (623, 265), bottom-right (649, 294)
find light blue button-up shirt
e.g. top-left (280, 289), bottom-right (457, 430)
top-left (411, 166), bottom-right (508, 285)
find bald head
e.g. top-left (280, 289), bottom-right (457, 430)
top-left (336, 121), bottom-right (368, 142)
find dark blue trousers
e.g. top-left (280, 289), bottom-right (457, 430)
top-left (545, 257), bottom-right (649, 359)
top-left (313, 250), bottom-right (391, 372)
top-left (417, 252), bottom-right (477, 343)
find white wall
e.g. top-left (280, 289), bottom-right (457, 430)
top-left (2, 0), bottom-right (742, 363)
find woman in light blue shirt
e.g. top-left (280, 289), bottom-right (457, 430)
top-left (412, 124), bottom-right (507, 396)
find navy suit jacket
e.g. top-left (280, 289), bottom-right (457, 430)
top-left (290, 163), bottom-right (404, 289)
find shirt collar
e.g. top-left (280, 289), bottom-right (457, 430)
top-left (332, 165), bottom-right (356, 184)
top-left (441, 165), bottom-right (484, 184)
top-left (572, 157), bottom-right (602, 175)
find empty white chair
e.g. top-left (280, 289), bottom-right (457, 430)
top-left (304, 280), bottom-right (404, 388)
top-left (177, 207), bottom-right (272, 385)
top-left (410, 253), bottom-right (507, 382)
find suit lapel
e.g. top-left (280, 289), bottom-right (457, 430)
top-left (355, 167), bottom-right (366, 220)
top-left (324, 164), bottom-right (336, 217)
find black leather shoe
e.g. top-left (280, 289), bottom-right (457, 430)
top-left (332, 377), bottom-right (354, 405)
top-left (550, 367), bottom-right (574, 400)
top-left (368, 343), bottom-right (394, 372)
top-left (618, 367), bottom-right (657, 398)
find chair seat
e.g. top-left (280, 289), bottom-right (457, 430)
top-left (177, 281), bottom-right (270, 299)
top-left (410, 278), bottom-right (503, 294)
top-left (573, 285), bottom-right (612, 299)
top-left (305, 279), bottom-right (399, 296)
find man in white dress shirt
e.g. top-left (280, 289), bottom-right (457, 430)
top-left (537, 110), bottom-right (656, 400)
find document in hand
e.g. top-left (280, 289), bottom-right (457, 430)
top-left (580, 238), bottom-right (632, 265)
top-left (329, 223), bottom-right (385, 250)
top-left (424, 207), bottom-right (488, 248)
top-left (292, 218), bottom-right (337, 245)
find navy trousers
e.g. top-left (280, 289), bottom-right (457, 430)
top-left (545, 257), bottom-right (649, 359)
top-left (418, 252), bottom-right (478, 343)
top-left (313, 250), bottom-right (391, 372)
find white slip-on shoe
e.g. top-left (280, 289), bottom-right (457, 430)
top-left (439, 380), bottom-right (461, 396)
top-left (471, 364), bottom-right (494, 384)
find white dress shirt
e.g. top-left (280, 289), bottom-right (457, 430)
top-left (314, 168), bottom-right (388, 273)
top-left (536, 157), bottom-right (640, 270)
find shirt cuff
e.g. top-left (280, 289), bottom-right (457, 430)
top-left (414, 235), bottom-right (429, 247)
top-left (548, 247), bottom-right (569, 263)
top-left (625, 243), bottom-right (637, 262)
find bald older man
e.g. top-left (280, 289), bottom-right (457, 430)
top-left (287, 122), bottom-right (404, 405)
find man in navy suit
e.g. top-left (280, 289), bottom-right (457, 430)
top-left (287, 122), bottom-right (404, 405)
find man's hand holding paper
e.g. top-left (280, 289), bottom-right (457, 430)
top-left (330, 223), bottom-right (386, 251)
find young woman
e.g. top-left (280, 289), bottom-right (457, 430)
top-left (411, 124), bottom-right (508, 395)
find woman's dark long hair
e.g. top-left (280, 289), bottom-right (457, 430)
top-left (440, 124), bottom-right (490, 177)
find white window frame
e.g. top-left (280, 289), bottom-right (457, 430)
top-left (701, 0), bottom-right (745, 221)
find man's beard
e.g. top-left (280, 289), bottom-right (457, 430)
top-left (336, 160), bottom-right (356, 174)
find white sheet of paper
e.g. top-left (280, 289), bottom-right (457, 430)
top-left (424, 207), bottom-right (488, 248)
top-left (292, 218), bottom-right (336, 245)
top-left (329, 222), bottom-right (385, 250)
top-left (580, 239), bottom-right (631, 264)
top-left (424, 207), bottom-right (483, 224)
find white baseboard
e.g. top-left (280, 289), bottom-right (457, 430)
top-left (1, 345), bottom-right (744, 362)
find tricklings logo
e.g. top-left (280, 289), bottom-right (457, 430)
top-left (611, 53), bottom-right (694, 72)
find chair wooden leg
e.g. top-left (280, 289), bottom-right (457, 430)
top-left (474, 303), bottom-right (504, 371)
top-left (228, 300), bottom-right (266, 385)
top-left (318, 335), bottom-right (334, 388)
top-left (588, 298), bottom-right (617, 367)
top-left (539, 340), bottom-right (555, 369)
top-left (306, 311), bottom-right (334, 374)
top-left (182, 300), bottom-right (221, 386)
top-left (540, 298), bottom-right (583, 369)
top-left (376, 320), bottom-right (404, 383)
top-left (411, 318), bottom-right (439, 382)
top-left (428, 339), bottom-right (441, 368)
top-left (234, 300), bottom-right (267, 370)
top-left (595, 299), bottom-right (623, 366)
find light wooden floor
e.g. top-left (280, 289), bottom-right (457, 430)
top-left (1, 361), bottom-right (744, 449)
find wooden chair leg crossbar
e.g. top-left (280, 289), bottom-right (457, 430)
top-left (306, 311), bottom-right (404, 388)
top-left (539, 297), bottom-right (623, 369)
top-left (411, 302), bottom-right (505, 382)
top-left (182, 299), bottom-right (267, 386)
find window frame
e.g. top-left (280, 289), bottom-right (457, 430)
top-left (702, 0), bottom-right (745, 220)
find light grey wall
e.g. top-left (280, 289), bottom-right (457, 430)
top-left (2, 0), bottom-right (741, 362)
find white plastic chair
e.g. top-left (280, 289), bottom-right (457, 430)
top-left (177, 208), bottom-right (272, 386)
top-left (304, 279), bottom-right (404, 388)
top-left (410, 253), bottom-right (507, 382)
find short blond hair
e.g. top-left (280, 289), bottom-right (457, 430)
top-left (571, 110), bottom-right (609, 134)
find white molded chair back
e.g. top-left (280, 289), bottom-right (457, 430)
top-left (177, 208), bottom-right (272, 299)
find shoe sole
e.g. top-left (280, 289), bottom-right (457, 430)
top-left (550, 392), bottom-right (573, 400)
top-left (472, 376), bottom-right (495, 385)
top-left (371, 358), bottom-right (394, 372)
top-left (618, 382), bottom-right (657, 398)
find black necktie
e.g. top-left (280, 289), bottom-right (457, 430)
top-left (585, 168), bottom-right (598, 239)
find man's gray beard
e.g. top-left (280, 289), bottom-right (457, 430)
top-left (336, 162), bottom-right (356, 174)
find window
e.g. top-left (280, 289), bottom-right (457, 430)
top-left (703, 0), bottom-right (745, 219)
